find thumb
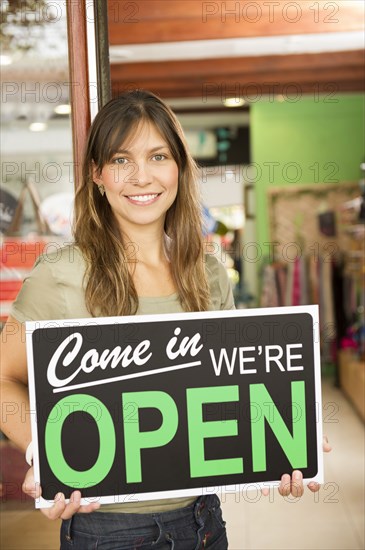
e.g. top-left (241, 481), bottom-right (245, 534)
top-left (323, 435), bottom-right (332, 453)
top-left (22, 467), bottom-right (42, 499)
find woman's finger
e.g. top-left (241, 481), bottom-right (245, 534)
top-left (278, 473), bottom-right (291, 497)
top-left (307, 481), bottom-right (321, 493)
top-left (59, 491), bottom-right (83, 520)
top-left (60, 491), bottom-right (101, 520)
top-left (40, 491), bottom-right (100, 520)
top-left (40, 491), bottom-right (101, 520)
top-left (291, 470), bottom-right (304, 497)
top-left (77, 501), bottom-right (101, 514)
top-left (41, 493), bottom-right (67, 521)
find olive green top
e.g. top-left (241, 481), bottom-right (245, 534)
top-left (11, 244), bottom-right (235, 513)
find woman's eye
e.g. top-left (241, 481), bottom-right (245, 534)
top-left (113, 157), bottom-right (128, 164)
top-left (152, 154), bottom-right (166, 161)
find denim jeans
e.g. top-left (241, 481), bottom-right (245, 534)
top-left (60, 494), bottom-right (228, 550)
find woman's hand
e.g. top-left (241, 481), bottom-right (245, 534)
top-left (262, 435), bottom-right (332, 497)
top-left (22, 467), bottom-right (100, 520)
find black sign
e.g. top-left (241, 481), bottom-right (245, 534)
top-left (196, 126), bottom-right (250, 167)
top-left (26, 306), bottom-right (323, 508)
top-left (0, 189), bottom-right (18, 234)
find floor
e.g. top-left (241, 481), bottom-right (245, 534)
top-left (1, 378), bottom-right (364, 550)
top-left (224, 378), bottom-right (365, 550)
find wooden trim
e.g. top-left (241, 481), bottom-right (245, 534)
top-left (95, 0), bottom-right (112, 109)
top-left (66, 1), bottom-right (91, 190)
top-left (111, 50), bottom-right (364, 80)
top-left (110, 50), bottom-right (365, 97)
top-left (244, 184), bottom-right (255, 220)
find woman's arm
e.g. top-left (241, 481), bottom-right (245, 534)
top-left (0, 315), bottom-right (100, 518)
top-left (0, 316), bottom-right (31, 450)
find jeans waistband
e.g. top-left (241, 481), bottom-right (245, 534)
top-left (64, 494), bottom-right (220, 537)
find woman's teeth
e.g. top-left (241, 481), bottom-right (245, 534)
top-left (128, 194), bottom-right (159, 202)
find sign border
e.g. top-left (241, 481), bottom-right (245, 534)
top-left (25, 304), bottom-right (323, 509)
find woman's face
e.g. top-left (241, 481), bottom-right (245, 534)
top-left (93, 121), bottom-right (179, 234)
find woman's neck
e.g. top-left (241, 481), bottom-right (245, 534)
top-left (121, 224), bottom-right (175, 297)
top-left (122, 224), bottom-right (168, 267)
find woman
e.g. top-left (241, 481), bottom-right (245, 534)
top-left (0, 90), bottom-right (327, 549)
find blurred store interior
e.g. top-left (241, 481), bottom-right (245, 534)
top-left (0, 1), bottom-right (364, 549)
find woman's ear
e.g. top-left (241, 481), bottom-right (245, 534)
top-left (92, 161), bottom-right (102, 185)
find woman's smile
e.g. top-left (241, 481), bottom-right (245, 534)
top-left (125, 192), bottom-right (162, 205)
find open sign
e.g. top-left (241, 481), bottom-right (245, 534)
top-left (26, 306), bottom-right (323, 508)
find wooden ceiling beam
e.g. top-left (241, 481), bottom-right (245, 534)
top-left (108, 0), bottom-right (364, 44)
top-left (110, 50), bottom-right (364, 81)
top-left (110, 49), bottom-right (365, 98)
top-left (111, 69), bottom-right (364, 91)
top-left (112, 71), bottom-right (364, 89)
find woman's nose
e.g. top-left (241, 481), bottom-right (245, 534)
top-left (132, 161), bottom-right (152, 186)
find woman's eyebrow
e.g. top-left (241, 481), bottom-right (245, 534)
top-left (149, 145), bottom-right (169, 153)
top-left (114, 145), bottom-right (169, 154)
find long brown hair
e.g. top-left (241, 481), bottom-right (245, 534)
top-left (73, 90), bottom-right (210, 316)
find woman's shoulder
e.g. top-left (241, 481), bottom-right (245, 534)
top-left (36, 242), bottom-right (82, 263)
top-left (35, 242), bottom-right (85, 274)
top-left (204, 253), bottom-right (235, 311)
top-left (26, 242), bottom-right (86, 292)
top-left (204, 252), bottom-right (226, 279)
top-left (11, 243), bottom-right (88, 323)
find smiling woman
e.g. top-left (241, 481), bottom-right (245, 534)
top-left (0, 90), bottom-right (235, 549)
top-left (74, 90), bottom-right (212, 317)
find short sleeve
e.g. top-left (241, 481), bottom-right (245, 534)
top-left (205, 254), bottom-right (235, 311)
top-left (10, 256), bottom-right (66, 323)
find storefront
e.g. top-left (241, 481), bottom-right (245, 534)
top-left (1, 2), bottom-right (364, 549)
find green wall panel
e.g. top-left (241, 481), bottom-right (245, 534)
top-left (250, 94), bottom-right (365, 247)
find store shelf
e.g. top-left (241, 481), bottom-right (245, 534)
top-left (343, 224), bottom-right (365, 239)
top-left (338, 349), bottom-right (365, 422)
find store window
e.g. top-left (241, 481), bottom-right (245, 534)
top-left (1, 1), bottom-right (73, 323)
top-left (174, 110), bottom-right (251, 307)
